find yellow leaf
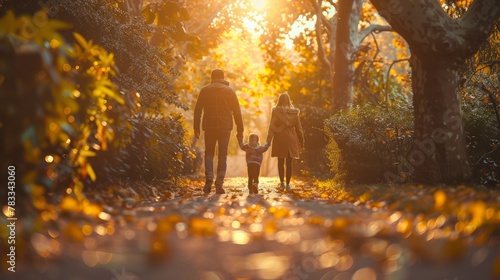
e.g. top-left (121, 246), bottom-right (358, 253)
top-left (0, 10), bottom-right (18, 36)
top-left (469, 201), bottom-right (486, 227)
top-left (61, 196), bottom-right (80, 212)
top-left (73, 32), bottom-right (88, 49)
top-left (386, 129), bottom-right (396, 139)
top-left (74, 179), bottom-right (84, 200)
top-left (86, 162), bottom-right (96, 181)
top-left (83, 202), bottom-right (102, 217)
top-left (100, 86), bottom-right (124, 104)
top-left (79, 150), bottom-right (96, 158)
top-left (265, 220), bottom-right (278, 234)
top-left (434, 190), bottom-right (446, 208)
top-left (189, 217), bottom-right (215, 236)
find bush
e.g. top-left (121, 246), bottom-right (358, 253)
top-left (295, 105), bottom-right (332, 178)
top-left (462, 91), bottom-right (500, 187)
top-left (91, 114), bottom-right (197, 184)
top-left (1, 0), bottom-right (191, 110)
top-left (325, 103), bottom-right (414, 184)
top-left (325, 100), bottom-right (500, 186)
top-left (0, 11), bottom-right (129, 207)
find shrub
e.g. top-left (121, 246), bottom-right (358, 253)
top-left (91, 114), bottom-right (197, 184)
top-left (325, 103), bottom-right (414, 184)
top-left (325, 100), bottom-right (499, 186)
top-left (296, 105), bottom-right (332, 178)
top-left (0, 11), bottom-right (128, 205)
top-left (462, 89), bottom-right (500, 187)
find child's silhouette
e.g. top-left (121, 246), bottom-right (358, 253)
top-left (239, 134), bottom-right (270, 194)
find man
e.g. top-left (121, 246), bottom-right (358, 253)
top-left (194, 69), bottom-right (244, 194)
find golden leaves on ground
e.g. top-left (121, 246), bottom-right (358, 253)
top-left (19, 177), bottom-right (500, 279)
top-left (268, 206), bottom-right (290, 219)
top-left (189, 217), bottom-right (216, 236)
top-left (156, 214), bottom-right (182, 234)
top-left (60, 196), bottom-right (103, 218)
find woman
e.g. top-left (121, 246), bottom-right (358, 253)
top-left (266, 93), bottom-right (305, 191)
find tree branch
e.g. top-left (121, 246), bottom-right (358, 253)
top-left (385, 58), bottom-right (410, 101)
top-left (357, 24), bottom-right (392, 45)
top-left (473, 82), bottom-right (500, 131)
top-left (459, 0), bottom-right (500, 57)
top-left (311, 0), bottom-right (332, 72)
top-left (308, 0), bottom-right (335, 35)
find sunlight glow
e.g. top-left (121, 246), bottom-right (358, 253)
top-left (251, 0), bottom-right (266, 10)
top-left (243, 17), bottom-right (261, 36)
top-left (284, 15), bottom-right (316, 49)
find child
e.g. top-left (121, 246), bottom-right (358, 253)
top-left (239, 133), bottom-right (270, 194)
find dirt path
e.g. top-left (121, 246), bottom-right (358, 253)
top-left (3, 177), bottom-right (499, 280)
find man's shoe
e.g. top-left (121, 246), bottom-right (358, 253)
top-left (215, 187), bottom-right (225, 194)
top-left (203, 181), bottom-right (212, 194)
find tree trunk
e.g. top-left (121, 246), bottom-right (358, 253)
top-left (411, 55), bottom-right (471, 183)
top-left (332, 0), bottom-right (361, 110)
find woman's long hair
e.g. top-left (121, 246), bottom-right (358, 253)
top-left (276, 92), bottom-right (294, 108)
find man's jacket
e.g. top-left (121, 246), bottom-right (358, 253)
top-left (194, 79), bottom-right (243, 137)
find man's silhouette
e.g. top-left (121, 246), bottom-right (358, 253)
top-left (194, 69), bottom-right (243, 194)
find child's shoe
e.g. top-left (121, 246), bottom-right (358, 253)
top-left (252, 183), bottom-right (259, 194)
top-left (279, 182), bottom-right (285, 189)
top-left (285, 184), bottom-right (291, 191)
top-left (215, 185), bottom-right (225, 194)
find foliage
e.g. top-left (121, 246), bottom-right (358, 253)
top-left (326, 97), bottom-right (500, 186)
top-left (0, 0), bottom-right (192, 112)
top-left (294, 105), bottom-right (332, 178)
top-left (353, 33), bottom-right (412, 106)
top-left (460, 17), bottom-right (500, 187)
top-left (461, 65), bottom-right (500, 187)
top-left (91, 114), bottom-right (197, 183)
top-left (0, 11), bottom-right (129, 206)
top-left (325, 103), bottom-right (415, 184)
top-left (284, 60), bottom-right (333, 176)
